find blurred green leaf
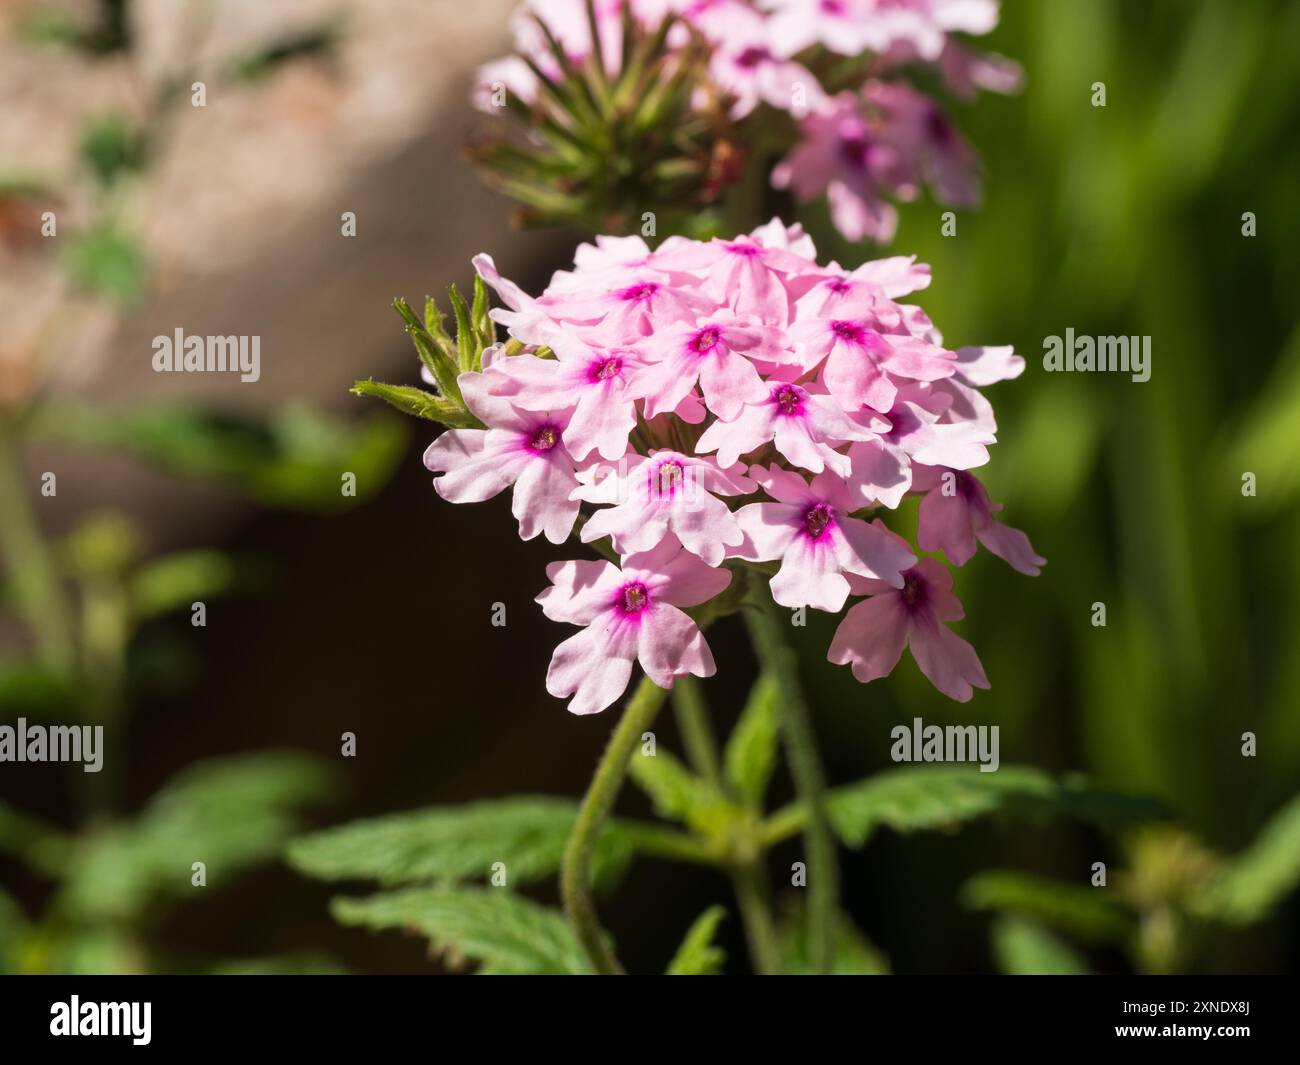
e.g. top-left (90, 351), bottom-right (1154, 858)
top-left (0, 887), bottom-right (27, 972)
top-left (990, 915), bottom-right (1091, 975)
top-left (1193, 792), bottom-right (1300, 925)
top-left (0, 658), bottom-right (78, 716)
top-left (30, 402), bottom-right (407, 510)
top-left (129, 550), bottom-right (245, 622)
top-left (665, 905), bottom-right (726, 975)
top-left (723, 673), bottom-right (781, 806)
top-left (63, 225), bottom-right (147, 303)
top-left (288, 797), bottom-right (634, 891)
top-left (79, 114), bottom-right (146, 187)
top-left (331, 887), bottom-right (592, 975)
top-left (0, 801), bottom-right (72, 876)
top-left (204, 953), bottom-right (345, 975)
top-left (779, 909), bottom-right (889, 975)
top-left (58, 752), bottom-right (330, 921)
top-left (962, 871), bottom-right (1134, 945)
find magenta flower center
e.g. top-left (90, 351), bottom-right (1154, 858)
top-left (589, 356), bottom-right (623, 382)
top-left (773, 383), bottom-right (804, 416)
top-left (724, 241), bottom-right (762, 257)
top-left (618, 281), bottom-right (658, 303)
top-left (819, 0), bottom-right (847, 14)
top-left (839, 132), bottom-right (874, 170)
top-left (616, 581), bottom-right (651, 616)
top-left (691, 326), bottom-right (722, 353)
top-left (803, 502), bottom-right (834, 541)
top-left (826, 277), bottom-right (853, 294)
top-left (736, 47), bottom-right (768, 69)
top-left (830, 319), bottom-right (867, 344)
top-left (528, 425), bottom-right (561, 452)
top-left (900, 568), bottom-right (928, 609)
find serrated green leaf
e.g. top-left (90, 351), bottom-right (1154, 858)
top-left (991, 915), bottom-right (1091, 975)
top-left (331, 887), bottom-right (592, 974)
top-left (783, 766), bottom-right (1166, 848)
top-left (665, 905), bottom-right (726, 975)
top-left (1193, 792), bottom-right (1300, 924)
top-left (723, 673), bottom-right (780, 805)
top-left (962, 871), bottom-right (1134, 945)
top-left (288, 796), bottom-right (634, 891)
top-left (350, 379), bottom-right (480, 427)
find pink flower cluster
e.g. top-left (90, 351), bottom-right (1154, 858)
top-left (475, 0), bottom-right (1021, 242)
top-left (426, 220), bottom-right (1042, 713)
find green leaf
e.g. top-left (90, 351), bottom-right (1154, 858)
top-left (962, 871), bottom-right (1135, 945)
top-left (205, 953), bottom-right (345, 975)
top-left (331, 887), bottom-right (592, 974)
top-left (129, 550), bottom-right (244, 621)
top-left (0, 657), bottom-right (78, 716)
top-left (779, 909), bottom-right (890, 975)
top-left (628, 748), bottom-right (738, 836)
top-left (30, 402), bottom-right (407, 510)
top-left (471, 275), bottom-right (495, 353)
top-left (1193, 792), bottom-right (1300, 924)
top-left (351, 379), bottom-right (481, 427)
top-left (665, 905), bottom-right (726, 975)
top-left (0, 886), bottom-right (27, 972)
top-left (58, 753), bottom-right (330, 921)
top-left (803, 766), bottom-right (1166, 848)
top-left (991, 916), bottom-right (1091, 975)
top-left (447, 284), bottom-right (479, 376)
top-left (0, 801), bottom-right (72, 876)
top-left (288, 796), bottom-right (634, 891)
top-left (723, 672), bottom-right (781, 805)
top-left (63, 225), bottom-right (147, 303)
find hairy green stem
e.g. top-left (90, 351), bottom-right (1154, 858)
top-left (562, 673), bottom-right (668, 975)
top-left (743, 588), bottom-right (839, 973)
top-left (0, 432), bottom-right (75, 672)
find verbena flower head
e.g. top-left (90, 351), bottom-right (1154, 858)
top-left (471, 0), bottom-right (1020, 240)
top-left (381, 221), bottom-right (1041, 713)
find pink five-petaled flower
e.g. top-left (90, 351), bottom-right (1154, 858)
top-left (574, 450), bottom-right (755, 566)
top-left (636, 315), bottom-right (788, 420)
top-left (480, 334), bottom-right (648, 461)
top-left (537, 536), bottom-right (731, 715)
top-left (731, 465), bottom-right (915, 611)
top-left (829, 553), bottom-right (989, 702)
top-left (696, 380), bottom-right (877, 477)
top-left (423, 375), bottom-right (580, 544)
top-left (913, 466), bottom-right (1045, 576)
top-left (793, 313), bottom-right (955, 413)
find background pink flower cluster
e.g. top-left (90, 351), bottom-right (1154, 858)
top-left (475, 0), bottom-right (1021, 242)
top-left (424, 220), bottom-right (1042, 714)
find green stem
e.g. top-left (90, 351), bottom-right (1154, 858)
top-left (0, 431), bottom-right (75, 672)
top-left (731, 860), bottom-right (782, 975)
top-left (671, 675), bottom-right (722, 786)
top-left (562, 673), bottom-right (668, 975)
top-left (743, 587), bottom-right (839, 974)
